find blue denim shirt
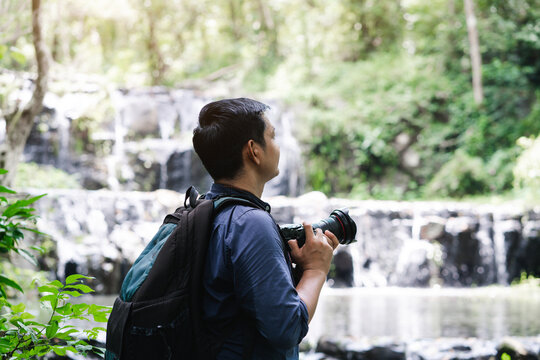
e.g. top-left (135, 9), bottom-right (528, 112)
top-left (203, 183), bottom-right (309, 360)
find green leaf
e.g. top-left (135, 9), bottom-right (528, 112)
top-left (65, 274), bottom-right (94, 285)
top-left (30, 245), bottom-right (46, 254)
top-left (0, 168), bottom-right (7, 175)
top-left (49, 280), bottom-right (64, 288)
top-left (38, 285), bottom-right (59, 295)
top-left (60, 290), bottom-right (83, 297)
top-left (65, 345), bottom-right (78, 353)
top-left (0, 336), bottom-right (14, 353)
top-left (19, 322), bottom-right (38, 343)
top-left (56, 328), bottom-right (79, 339)
top-left (2, 194), bottom-right (46, 218)
top-left (56, 303), bottom-right (73, 315)
top-left (40, 294), bottom-right (58, 310)
top-left (40, 294), bottom-right (56, 303)
top-left (72, 303), bottom-right (89, 314)
top-left (92, 313), bottom-right (109, 322)
top-left (0, 275), bottom-right (24, 293)
top-left (11, 303), bottom-right (25, 313)
top-left (9, 47), bottom-right (26, 65)
top-left (21, 227), bottom-right (50, 237)
top-left (65, 284), bottom-right (94, 293)
top-left (52, 346), bottom-right (67, 356)
top-left (20, 312), bottom-right (35, 320)
top-left (0, 186), bottom-right (16, 194)
top-left (46, 320), bottom-right (59, 338)
top-left (15, 248), bottom-right (38, 266)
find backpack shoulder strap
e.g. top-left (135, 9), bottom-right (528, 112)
top-left (213, 195), bottom-right (266, 212)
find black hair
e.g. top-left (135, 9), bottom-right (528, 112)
top-left (192, 98), bottom-right (270, 180)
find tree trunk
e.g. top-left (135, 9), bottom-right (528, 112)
top-left (228, 0), bottom-right (242, 42)
top-left (0, 0), bottom-right (49, 186)
top-left (255, 0), bottom-right (279, 59)
top-left (444, 0), bottom-right (458, 71)
top-left (464, 0), bottom-right (484, 105)
top-left (146, 9), bottom-right (166, 86)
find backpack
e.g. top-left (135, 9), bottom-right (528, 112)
top-left (104, 186), bottom-right (263, 360)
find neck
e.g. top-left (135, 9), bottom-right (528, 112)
top-left (216, 175), bottom-right (265, 198)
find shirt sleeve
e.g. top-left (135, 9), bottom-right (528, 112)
top-left (225, 207), bottom-right (309, 349)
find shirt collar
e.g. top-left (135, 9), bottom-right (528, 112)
top-left (207, 183), bottom-right (271, 213)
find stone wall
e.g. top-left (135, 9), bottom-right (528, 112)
top-left (29, 189), bottom-right (540, 294)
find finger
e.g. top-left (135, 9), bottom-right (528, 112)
top-left (303, 222), bottom-right (315, 243)
top-left (325, 230), bottom-right (339, 250)
top-left (288, 239), bottom-right (300, 254)
top-left (322, 234), bottom-right (332, 247)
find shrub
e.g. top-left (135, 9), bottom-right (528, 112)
top-left (14, 163), bottom-right (81, 189)
top-left (513, 136), bottom-right (540, 196)
top-left (0, 169), bottom-right (109, 359)
top-left (425, 150), bottom-right (489, 198)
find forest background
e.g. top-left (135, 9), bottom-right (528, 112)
top-left (1, 0), bottom-right (540, 357)
top-left (1, 0), bottom-right (540, 200)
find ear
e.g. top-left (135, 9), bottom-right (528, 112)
top-left (245, 139), bottom-right (262, 165)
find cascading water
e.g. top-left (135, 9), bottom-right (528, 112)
top-left (23, 87), bottom-right (304, 196)
top-left (493, 213), bottom-right (511, 285)
top-left (19, 84), bottom-right (540, 291)
top-left (28, 188), bottom-right (540, 294)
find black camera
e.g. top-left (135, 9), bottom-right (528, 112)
top-left (279, 208), bottom-right (357, 247)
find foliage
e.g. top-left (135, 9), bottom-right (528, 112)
top-left (0, 169), bottom-right (109, 359)
top-left (510, 271), bottom-right (540, 287)
top-left (1, 0), bottom-right (539, 199)
top-left (513, 136), bottom-right (540, 197)
top-left (425, 150), bottom-right (489, 198)
top-left (0, 276), bottom-right (110, 359)
top-left (14, 163), bottom-right (81, 190)
top-left (279, 1), bottom-right (540, 199)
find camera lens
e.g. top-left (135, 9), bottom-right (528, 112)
top-left (280, 208), bottom-right (357, 247)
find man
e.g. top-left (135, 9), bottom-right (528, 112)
top-left (192, 98), bottom-right (339, 359)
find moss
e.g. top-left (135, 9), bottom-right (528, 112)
top-left (14, 163), bottom-right (81, 189)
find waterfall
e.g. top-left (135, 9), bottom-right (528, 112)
top-left (27, 189), bottom-right (540, 295)
top-left (23, 86), bottom-right (303, 196)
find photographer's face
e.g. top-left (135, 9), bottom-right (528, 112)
top-left (260, 115), bottom-right (280, 181)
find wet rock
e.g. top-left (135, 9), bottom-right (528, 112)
top-left (496, 337), bottom-right (540, 360)
top-left (521, 221), bottom-right (540, 277)
top-left (315, 336), bottom-right (347, 358)
top-left (420, 217), bottom-right (446, 241)
top-left (307, 337), bottom-right (540, 360)
top-left (350, 344), bottom-right (406, 360)
top-left (329, 249), bottom-right (354, 288)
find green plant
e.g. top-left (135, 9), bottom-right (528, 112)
top-left (513, 136), bottom-right (540, 197)
top-left (510, 271), bottom-right (540, 287)
top-left (425, 150), bottom-right (489, 198)
top-left (13, 163), bottom-right (81, 190)
top-left (0, 169), bottom-right (109, 359)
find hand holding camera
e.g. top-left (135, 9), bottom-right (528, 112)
top-left (287, 223), bottom-right (338, 276)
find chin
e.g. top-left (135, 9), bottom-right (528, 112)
top-left (267, 169), bottom-right (279, 182)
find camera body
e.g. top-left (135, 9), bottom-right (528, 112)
top-left (279, 208), bottom-right (357, 247)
